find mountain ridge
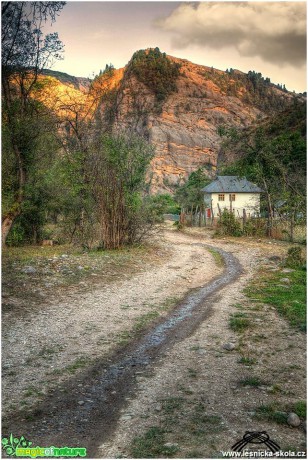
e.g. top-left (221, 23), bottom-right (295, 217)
top-left (41, 49), bottom-right (305, 193)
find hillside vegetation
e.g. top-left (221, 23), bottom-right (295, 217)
top-left (219, 100), bottom-right (306, 239)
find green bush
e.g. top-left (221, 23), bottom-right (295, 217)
top-left (6, 222), bottom-right (25, 246)
top-left (285, 246), bottom-right (303, 268)
top-left (216, 209), bottom-right (242, 237)
top-left (243, 219), bottom-right (266, 236)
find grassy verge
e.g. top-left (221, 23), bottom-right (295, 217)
top-left (229, 312), bottom-right (251, 332)
top-left (117, 296), bottom-right (181, 347)
top-left (2, 243), bottom-right (167, 308)
top-left (245, 267), bottom-right (306, 331)
top-left (207, 248), bottom-right (224, 267)
top-left (129, 397), bottom-right (224, 458)
top-left (256, 400), bottom-right (306, 425)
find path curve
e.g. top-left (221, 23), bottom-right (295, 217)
top-left (5, 238), bottom-right (243, 458)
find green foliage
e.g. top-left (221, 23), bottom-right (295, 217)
top-left (245, 267), bottom-right (306, 331)
top-left (229, 312), bottom-right (250, 332)
top-left (2, 2), bottom-right (65, 244)
top-left (243, 219), bottom-right (266, 237)
top-left (143, 194), bottom-right (180, 223)
top-left (129, 47), bottom-right (181, 103)
top-left (5, 222), bottom-right (25, 247)
top-left (256, 404), bottom-right (288, 425)
top-left (285, 247), bottom-right (303, 269)
top-left (130, 426), bottom-right (179, 458)
top-left (220, 102), bottom-right (306, 238)
top-left (216, 209), bottom-right (242, 237)
top-left (175, 168), bottom-right (211, 212)
top-left (240, 376), bottom-right (265, 387)
top-left (292, 401), bottom-right (306, 418)
top-left (214, 68), bottom-right (293, 112)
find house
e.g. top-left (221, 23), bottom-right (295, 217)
top-left (201, 176), bottom-right (263, 218)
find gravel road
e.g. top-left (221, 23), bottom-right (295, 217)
top-left (2, 228), bottom-right (306, 458)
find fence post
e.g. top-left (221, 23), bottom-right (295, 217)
top-left (243, 208), bottom-right (247, 230)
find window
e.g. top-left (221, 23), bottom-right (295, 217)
top-left (218, 194), bottom-right (225, 201)
top-left (229, 194), bottom-right (236, 201)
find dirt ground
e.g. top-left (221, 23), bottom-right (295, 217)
top-left (2, 226), bottom-right (306, 458)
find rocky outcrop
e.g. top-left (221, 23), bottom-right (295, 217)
top-left (101, 54), bottom-right (296, 193)
top-left (43, 52), bottom-right (298, 194)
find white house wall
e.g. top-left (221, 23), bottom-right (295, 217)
top-left (205, 193), bottom-right (260, 217)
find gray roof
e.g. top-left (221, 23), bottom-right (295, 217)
top-left (201, 176), bottom-right (263, 193)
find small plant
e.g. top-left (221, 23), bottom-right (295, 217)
top-left (162, 397), bottom-right (185, 414)
top-left (130, 426), bottom-right (179, 458)
top-left (238, 356), bottom-right (257, 366)
top-left (187, 368), bottom-right (198, 378)
top-left (255, 404), bottom-right (288, 425)
top-left (240, 376), bottom-right (265, 387)
top-left (291, 400), bottom-right (306, 418)
top-left (229, 313), bottom-right (250, 332)
top-left (243, 219), bottom-right (266, 237)
top-left (268, 384), bottom-right (283, 394)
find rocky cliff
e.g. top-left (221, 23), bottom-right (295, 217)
top-left (43, 50), bottom-right (300, 193)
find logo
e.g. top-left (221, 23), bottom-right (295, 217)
top-left (2, 434), bottom-right (87, 458)
top-left (2, 434), bottom-right (32, 457)
top-left (232, 431), bottom-right (281, 453)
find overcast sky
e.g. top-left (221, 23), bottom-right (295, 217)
top-left (45, 1), bottom-right (307, 93)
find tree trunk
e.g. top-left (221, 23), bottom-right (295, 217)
top-left (2, 93), bottom-right (27, 245)
top-left (262, 178), bottom-right (274, 238)
top-left (243, 208), bottom-right (247, 228)
top-left (210, 200), bottom-right (214, 225)
top-left (290, 212), bottom-right (295, 243)
top-left (2, 210), bottom-right (21, 245)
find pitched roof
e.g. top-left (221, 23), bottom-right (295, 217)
top-left (201, 176), bottom-right (263, 193)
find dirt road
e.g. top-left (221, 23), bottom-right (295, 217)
top-left (2, 228), bottom-right (306, 457)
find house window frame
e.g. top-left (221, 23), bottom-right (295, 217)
top-left (218, 194), bottom-right (225, 201)
top-left (229, 193), bottom-right (236, 201)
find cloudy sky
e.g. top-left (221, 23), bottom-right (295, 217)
top-left (45, 1), bottom-right (306, 93)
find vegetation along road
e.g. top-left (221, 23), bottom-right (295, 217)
top-left (2, 226), bottom-right (306, 458)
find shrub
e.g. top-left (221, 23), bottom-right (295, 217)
top-left (285, 246), bottom-right (303, 268)
top-left (243, 219), bottom-right (266, 236)
top-left (216, 209), bottom-right (242, 236)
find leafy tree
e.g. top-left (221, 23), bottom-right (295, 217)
top-left (175, 168), bottom-right (211, 226)
top-left (2, 1), bottom-right (65, 244)
top-left (220, 103), bottom-right (306, 239)
top-left (88, 132), bottom-right (155, 249)
top-left (143, 194), bottom-right (180, 223)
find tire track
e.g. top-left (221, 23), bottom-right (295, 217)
top-left (4, 243), bottom-right (243, 458)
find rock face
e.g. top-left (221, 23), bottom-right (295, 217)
top-left (44, 51), bottom-right (298, 194)
top-left (102, 54), bottom-right (296, 193)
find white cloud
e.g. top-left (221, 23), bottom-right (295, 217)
top-left (155, 2), bottom-right (306, 66)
